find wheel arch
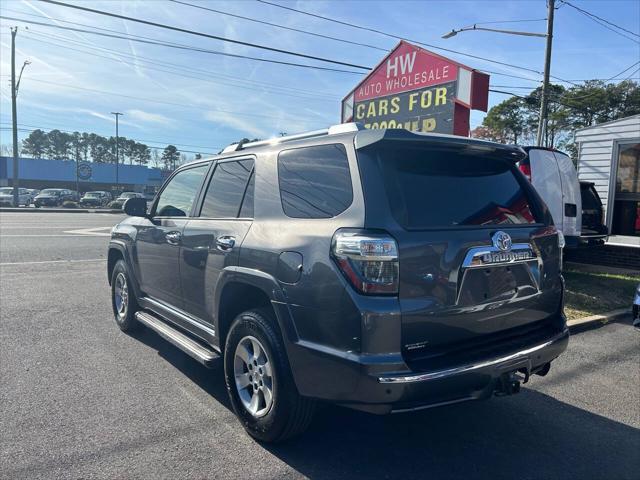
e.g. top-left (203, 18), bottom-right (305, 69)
top-left (215, 267), bottom-right (298, 349)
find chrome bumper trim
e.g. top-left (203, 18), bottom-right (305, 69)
top-left (378, 332), bottom-right (566, 384)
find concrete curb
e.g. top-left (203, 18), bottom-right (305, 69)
top-left (567, 308), bottom-right (631, 332)
top-left (0, 207), bottom-right (123, 214)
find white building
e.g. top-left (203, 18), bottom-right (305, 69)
top-left (575, 115), bottom-right (640, 248)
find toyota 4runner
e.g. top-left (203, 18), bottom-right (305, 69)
top-left (108, 124), bottom-right (569, 442)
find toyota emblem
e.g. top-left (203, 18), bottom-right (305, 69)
top-left (492, 231), bottom-right (512, 252)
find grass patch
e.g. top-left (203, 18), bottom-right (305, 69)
top-left (563, 269), bottom-right (639, 320)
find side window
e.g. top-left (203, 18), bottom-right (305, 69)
top-left (278, 144), bottom-right (352, 218)
top-left (155, 164), bottom-right (208, 217)
top-left (200, 159), bottom-right (254, 218)
top-left (239, 171), bottom-right (255, 218)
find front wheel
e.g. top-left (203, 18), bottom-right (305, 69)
top-left (224, 308), bottom-right (315, 442)
top-left (110, 259), bottom-right (139, 332)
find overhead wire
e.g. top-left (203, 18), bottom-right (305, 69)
top-left (558, 0), bottom-right (640, 43)
top-left (0, 15), bottom-right (365, 75)
top-left (36, 0), bottom-right (371, 70)
top-left (20, 29), bottom-right (341, 103)
top-left (169, 0), bottom-right (389, 52)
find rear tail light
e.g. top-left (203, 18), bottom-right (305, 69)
top-left (519, 162), bottom-right (532, 181)
top-left (331, 230), bottom-right (399, 295)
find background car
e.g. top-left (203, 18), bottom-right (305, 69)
top-left (109, 191), bottom-right (144, 209)
top-left (579, 181), bottom-right (609, 245)
top-left (34, 188), bottom-right (74, 207)
top-left (80, 191), bottom-right (112, 207)
top-left (0, 187), bottom-right (33, 207)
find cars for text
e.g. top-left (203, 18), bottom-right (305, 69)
top-left (108, 124), bottom-right (569, 442)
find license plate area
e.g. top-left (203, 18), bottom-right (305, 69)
top-left (456, 263), bottom-right (539, 306)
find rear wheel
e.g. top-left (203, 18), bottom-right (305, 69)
top-left (224, 308), bottom-right (315, 442)
top-left (110, 259), bottom-right (139, 332)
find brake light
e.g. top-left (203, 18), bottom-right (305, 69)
top-left (519, 163), bottom-right (532, 181)
top-left (331, 230), bottom-right (399, 295)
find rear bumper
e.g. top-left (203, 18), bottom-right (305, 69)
top-left (289, 325), bottom-right (569, 414)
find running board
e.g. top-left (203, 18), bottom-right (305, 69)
top-left (135, 311), bottom-right (220, 368)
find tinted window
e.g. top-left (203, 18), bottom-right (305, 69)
top-left (374, 147), bottom-right (539, 228)
top-left (239, 171), bottom-right (255, 218)
top-left (200, 159), bottom-right (254, 218)
top-left (155, 164), bottom-right (208, 217)
top-left (581, 184), bottom-right (602, 210)
top-left (278, 144), bottom-right (352, 218)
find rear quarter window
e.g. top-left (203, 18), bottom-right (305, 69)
top-left (374, 147), bottom-right (540, 228)
top-left (277, 144), bottom-right (353, 218)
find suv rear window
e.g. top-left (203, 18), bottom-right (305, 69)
top-left (278, 144), bottom-right (352, 218)
top-left (374, 147), bottom-right (538, 228)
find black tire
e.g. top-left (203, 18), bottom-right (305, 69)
top-left (224, 308), bottom-right (315, 442)
top-left (110, 259), bottom-right (139, 332)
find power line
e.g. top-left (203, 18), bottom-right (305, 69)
top-left (472, 18), bottom-right (548, 26)
top-left (0, 15), bottom-right (364, 75)
top-left (37, 0), bottom-right (371, 70)
top-left (558, 0), bottom-right (640, 42)
top-left (256, 0), bottom-right (548, 76)
top-left (0, 7), bottom-right (344, 99)
top-left (21, 29), bottom-right (340, 103)
top-left (169, 0), bottom-right (388, 52)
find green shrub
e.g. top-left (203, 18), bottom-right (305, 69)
top-left (62, 200), bottom-right (78, 209)
top-left (107, 200), bottom-right (123, 209)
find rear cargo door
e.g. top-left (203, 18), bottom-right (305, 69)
top-left (358, 143), bottom-right (563, 369)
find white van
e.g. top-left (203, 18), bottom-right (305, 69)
top-left (519, 147), bottom-right (581, 248)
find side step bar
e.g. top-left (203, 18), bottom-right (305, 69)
top-left (135, 311), bottom-right (220, 368)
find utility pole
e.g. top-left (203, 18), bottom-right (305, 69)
top-left (10, 27), bottom-right (19, 207)
top-left (536, 0), bottom-right (555, 146)
top-left (111, 112), bottom-right (123, 193)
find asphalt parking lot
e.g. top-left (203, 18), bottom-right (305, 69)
top-left (1, 211), bottom-right (639, 480)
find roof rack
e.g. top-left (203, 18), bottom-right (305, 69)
top-left (221, 122), bottom-right (364, 154)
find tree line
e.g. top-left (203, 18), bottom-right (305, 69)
top-left (16, 129), bottom-right (195, 170)
top-left (472, 79), bottom-right (639, 157)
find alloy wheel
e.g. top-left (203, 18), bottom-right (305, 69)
top-left (114, 272), bottom-right (129, 320)
top-left (233, 335), bottom-right (274, 418)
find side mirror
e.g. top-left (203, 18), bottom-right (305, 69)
top-left (123, 197), bottom-right (147, 217)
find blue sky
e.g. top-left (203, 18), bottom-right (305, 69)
top-left (1, 0), bottom-right (639, 159)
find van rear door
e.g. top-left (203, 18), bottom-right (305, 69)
top-left (357, 138), bottom-right (564, 370)
top-left (529, 149), bottom-right (564, 232)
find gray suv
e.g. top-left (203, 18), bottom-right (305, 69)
top-left (107, 124), bottom-right (569, 442)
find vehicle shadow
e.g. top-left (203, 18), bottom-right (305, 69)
top-left (132, 328), bottom-right (640, 480)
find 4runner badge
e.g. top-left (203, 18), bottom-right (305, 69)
top-left (492, 231), bottom-right (512, 252)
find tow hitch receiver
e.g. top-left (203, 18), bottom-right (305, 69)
top-left (495, 366), bottom-right (531, 397)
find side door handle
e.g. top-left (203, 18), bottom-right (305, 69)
top-left (165, 231), bottom-right (182, 245)
top-left (216, 235), bottom-right (236, 252)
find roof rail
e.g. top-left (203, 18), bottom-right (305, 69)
top-left (221, 122), bottom-right (364, 154)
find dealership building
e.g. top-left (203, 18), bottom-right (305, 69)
top-left (0, 156), bottom-right (165, 194)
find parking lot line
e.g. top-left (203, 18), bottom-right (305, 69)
top-left (0, 258), bottom-right (105, 266)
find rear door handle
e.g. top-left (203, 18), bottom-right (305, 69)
top-left (165, 231), bottom-right (182, 245)
top-left (216, 235), bottom-right (236, 251)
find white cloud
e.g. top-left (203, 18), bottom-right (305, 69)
top-left (127, 109), bottom-right (172, 125)
top-left (204, 110), bottom-right (268, 139)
